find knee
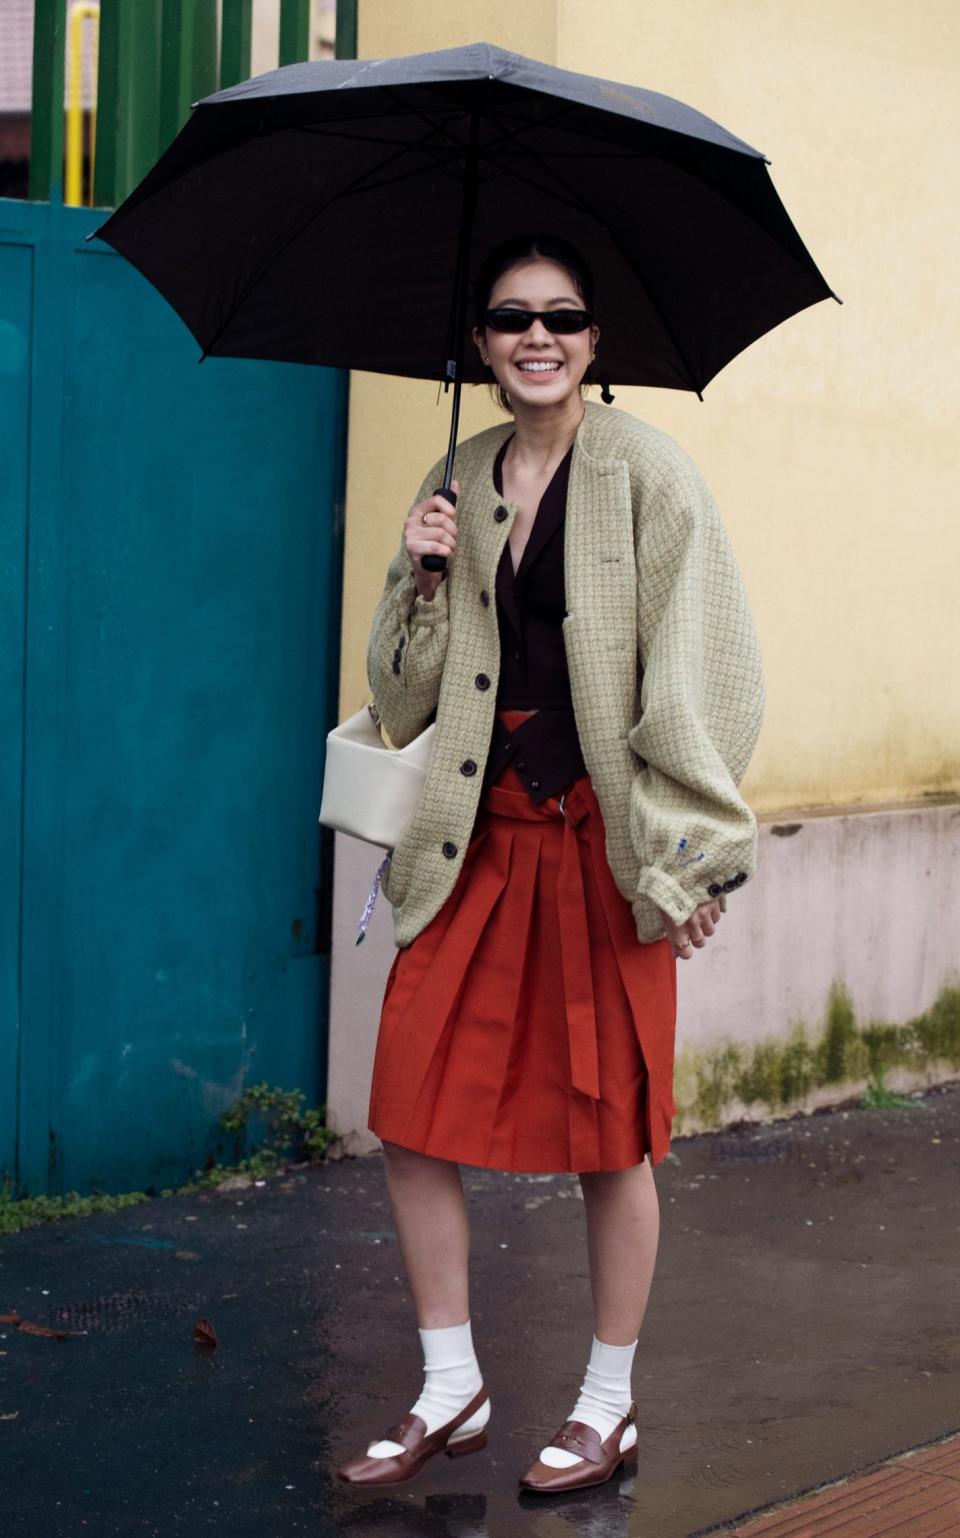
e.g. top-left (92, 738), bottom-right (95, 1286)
top-left (380, 1138), bottom-right (455, 1172)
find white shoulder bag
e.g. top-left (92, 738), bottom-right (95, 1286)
top-left (318, 703), bottom-right (436, 944)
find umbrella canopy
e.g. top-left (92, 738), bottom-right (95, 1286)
top-left (88, 41), bottom-right (838, 398)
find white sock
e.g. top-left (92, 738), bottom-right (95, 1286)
top-left (367, 1319), bottom-right (490, 1458)
top-left (538, 1335), bottom-right (639, 1469)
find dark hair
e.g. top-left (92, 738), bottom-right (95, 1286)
top-left (473, 233), bottom-right (597, 413)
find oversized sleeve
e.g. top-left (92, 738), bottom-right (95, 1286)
top-left (366, 454), bottom-right (451, 749)
top-left (626, 438), bottom-right (765, 941)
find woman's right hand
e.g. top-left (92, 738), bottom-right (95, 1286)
top-left (405, 479), bottom-right (459, 600)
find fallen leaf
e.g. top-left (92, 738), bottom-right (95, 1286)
top-left (192, 1318), bottom-right (218, 1348)
top-left (1, 1312), bottom-right (85, 1339)
top-left (16, 1320), bottom-right (87, 1339)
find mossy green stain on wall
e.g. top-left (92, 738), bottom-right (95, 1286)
top-left (674, 982), bottom-right (960, 1131)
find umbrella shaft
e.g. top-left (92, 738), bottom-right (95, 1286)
top-left (441, 105), bottom-right (481, 493)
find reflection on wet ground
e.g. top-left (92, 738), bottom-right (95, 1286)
top-left (2, 1084), bottom-right (958, 1537)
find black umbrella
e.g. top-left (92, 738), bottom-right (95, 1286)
top-left (89, 41), bottom-right (838, 569)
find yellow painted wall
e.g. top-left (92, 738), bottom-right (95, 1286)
top-left (339, 0), bottom-right (960, 813)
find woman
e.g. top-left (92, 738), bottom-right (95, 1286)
top-left (335, 234), bottom-right (765, 1494)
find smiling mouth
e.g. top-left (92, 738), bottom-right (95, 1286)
top-left (514, 360), bottom-right (563, 374)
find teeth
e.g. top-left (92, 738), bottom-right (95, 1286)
top-left (517, 362), bottom-right (561, 372)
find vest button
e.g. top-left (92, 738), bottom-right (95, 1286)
top-left (460, 759), bottom-right (477, 776)
top-left (530, 779), bottom-right (540, 791)
top-left (480, 589), bottom-right (490, 606)
top-left (391, 659), bottom-right (401, 675)
top-left (735, 871), bottom-right (747, 884)
top-left (475, 673), bottom-right (490, 690)
top-left (494, 505), bottom-right (509, 522)
top-left (707, 883), bottom-right (723, 898)
top-left (442, 841), bottom-right (458, 859)
top-left (722, 879), bottom-right (736, 892)
top-left (516, 760), bottom-right (526, 771)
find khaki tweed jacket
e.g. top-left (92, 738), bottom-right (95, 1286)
top-left (366, 399), bottom-right (765, 949)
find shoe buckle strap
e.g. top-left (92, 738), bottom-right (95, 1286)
top-left (381, 1412), bottom-right (422, 1449)
top-left (551, 1428), bottom-right (605, 1465)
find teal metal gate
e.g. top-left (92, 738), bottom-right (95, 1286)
top-left (0, 193), bottom-right (346, 1196)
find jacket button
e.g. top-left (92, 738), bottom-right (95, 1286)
top-left (707, 883), bottom-right (723, 898)
top-left (393, 647), bottom-right (402, 661)
top-left (442, 841), bottom-right (458, 859)
top-left (530, 778), bottom-right (540, 790)
top-left (516, 760), bottom-right (526, 771)
top-left (722, 879), bottom-right (736, 892)
top-left (475, 673), bottom-right (490, 690)
top-left (735, 871), bottom-right (747, 885)
top-left (480, 589), bottom-right (490, 606)
top-left (391, 659), bottom-right (401, 675)
top-left (494, 505), bottom-right (508, 522)
top-left (460, 759), bottom-right (477, 776)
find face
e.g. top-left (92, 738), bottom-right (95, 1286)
top-left (472, 257), bottom-right (600, 409)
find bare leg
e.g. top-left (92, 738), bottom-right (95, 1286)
top-left (380, 1139), bottom-right (471, 1327)
top-left (336, 1142), bottom-right (486, 1473)
top-left (522, 1157), bottom-right (660, 1476)
top-left (578, 1155), bottom-right (661, 1343)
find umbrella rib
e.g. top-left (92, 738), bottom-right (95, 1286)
top-left (296, 96), bottom-right (469, 154)
top-left (198, 123), bottom-right (467, 361)
top-left (482, 112), bottom-right (703, 393)
top-left (487, 101), bottom-right (830, 295)
top-left (487, 97), bottom-right (760, 162)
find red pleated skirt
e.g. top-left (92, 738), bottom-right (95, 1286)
top-left (367, 710), bottom-right (678, 1172)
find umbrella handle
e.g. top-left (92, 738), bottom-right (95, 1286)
top-left (420, 485), bottom-right (457, 571)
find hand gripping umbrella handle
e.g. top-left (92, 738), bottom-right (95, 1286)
top-left (420, 485), bottom-right (457, 572)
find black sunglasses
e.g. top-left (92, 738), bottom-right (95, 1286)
top-left (482, 307), bottom-right (593, 334)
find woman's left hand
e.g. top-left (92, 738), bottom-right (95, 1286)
top-left (661, 900), bottom-right (722, 959)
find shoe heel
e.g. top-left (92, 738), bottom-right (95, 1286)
top-left (619, 1442), bottom-right (639, 1472)
top-left (444, 1428), bottom-right (487, 1458)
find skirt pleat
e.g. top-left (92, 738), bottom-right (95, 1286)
top-left (367, 713), bottom-right (678, 1173)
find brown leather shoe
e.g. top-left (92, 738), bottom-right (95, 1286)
top-left (518, 1400), bottom-right (639, 1493)
top-left (334, 1384), bottom-right (490, 1486)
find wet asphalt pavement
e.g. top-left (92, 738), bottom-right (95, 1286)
top-left (1, 1081), bottom-right (958, 1538)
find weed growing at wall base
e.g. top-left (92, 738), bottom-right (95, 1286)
top-left (0, 1083), bottom-right (333, 1236)
top-left (673, 981), bottom-right (960, 1132)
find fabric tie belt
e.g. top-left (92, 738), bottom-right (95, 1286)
top-left (480, 776), bottom-right (601, 1100)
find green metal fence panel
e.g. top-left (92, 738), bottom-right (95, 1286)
top-left (27, 0), bottom-right (66, 203)
top-left (159, 0), bottom-right (218, 149)
top-left (336, 0), bottom-right (358, 62)
top-left (2, 196), bottom-right (347, 1196)
top-left (279, 0), bottom-right (311, 66)
top-left (220, 0), bottom-right (253, 90)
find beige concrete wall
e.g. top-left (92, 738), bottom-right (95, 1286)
top-left (555, 0), bottom-right (960, 814)
top-left (326, 1), bottom-right (960, 1154)
top-left (328, 795), bottom-right (960, 1158)
top-left (340, 0), bottom-right (960, 814)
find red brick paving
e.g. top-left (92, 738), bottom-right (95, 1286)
top-left (727, 1432), bottom-right (960, 1536)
